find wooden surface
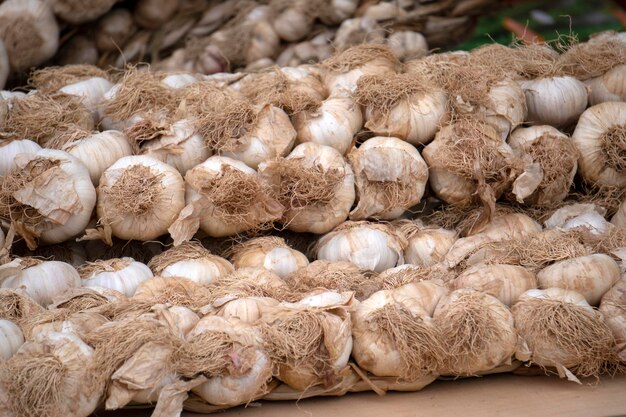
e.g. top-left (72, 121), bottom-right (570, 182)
top-left (93, 373), bottom-right (626, 417)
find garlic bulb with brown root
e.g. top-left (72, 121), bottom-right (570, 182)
top-left (395, 220), bottom-right (457, 268)
top-left (78, 258), bottom-right (153, 297)
top-left (0, 0), bottom-right (59, 72)
top-left (0, 320), bottom-right (23, 360)
top-left (348, 136), bottom-right (428, 220)
top-left (168, 156), bottom-right (283, 242)
top-left (544, 203), bottom-right (611, 236)
top-left (572, 102), bottom-right (626, 187)
top-left (260, 291), bottom-right (353, 391)
top-left (519, 76), bottom-right (588, 128)
top-left (513, 288), bottom-right (621, 382)
top-left (216, 296), bottom-right (279, 323)
top-left (351, 283), bottom-right (445, 381)
top-left (355, 74), bottom-right (448, 145)
top-left (292, 96), bottom-right (362, 155)
top-left (0, 149), bottom-right (96, 249)
top-left (333, 17), bottom-right (385, 51)
top-left (258, 142), bottom-right (355, 234)
top-left (508, 125), bottom-right (578, 205)
top-left (148, 241), bottom-right (234, 285)
top-left (536, 253), bottom-right (620, 306)
top-left (208, 267), bottom-right (288, 304)
top-left (0, 259), bottom-right (80, 307)
top-left (0, 331), bottom-right (102, 417)
top-left (93, 155), bottom-right (185, 242)
top-left (49, 0), bottom-right (117, 24)
top-left (322, 44), bottom-right (399, 96)
top-left (0, 139), bottom-right (41, 176)
top-left (434, 289), bottom-right (517, 376)
top-left (599, 278), bottom-right (626, 361)
top-left (314, 221), bottom-right (407, 272)
top-left (587, 65), bottom-right (626, 105)
top-left (451, 264), bottom-right (537, 306)
top-left (228, 236), bottom-right (308, 279)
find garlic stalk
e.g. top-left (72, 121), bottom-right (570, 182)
top-left (0, 0), bottom-right (59, 71)
top-left (355, 74), bottom-right (448, 145)
top-left (536, 253), bottom-right (620, 306)
top-left (0, 319), bottom-right (23, 360)
top-left (0, 258), bottom-right (80, 306)
top-left (599, 278), bottom-right (626, 361)
top-left (571, 102), bottom-right (626, 187)
top-left (587, 65), bottom-right (626, 105)
top-left (78, 258), bottom-right (154, 297)
top-left (348, 136), bottom-right (429, 220)
top-left (0, 149), bottom-right (96, 249)
top-left (0, 139), bottom-right (41, 176)
top-left (93, 155), bottom-right (186, 242)
top-left (148, 241), bottom-right (234, 285)
top-left (258, 142), bottom-right (355, 234)
top-left (314, 221), bottom-right (407, 273)
top-left (434, 289), bottom-right (517, 375)
top-left (395, 220), bottom-right (457, 268)
top-left (228, 236), bottom-right (308, 279)
top-left (168, 156), bottom-right (283, 242)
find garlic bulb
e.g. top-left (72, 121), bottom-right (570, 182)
top-left (395, 220), bottom-right (457, 267)
top-left (161, 73), bottom-right (200, 89)
top-left (271, 1), bottom-right (313, 42)
top-left (320, 0), bottom-right (358, 24)
top-left (147, 304), bottom-right (199, 339)
top-left (356, 74), bottom-right (448, 145)
top-left (478, 79), bottom-right (528, 141)
top-left (599, 278), bottom-right (626, 361)
top-left (537, 253), bottom-right (620, 306)
top-left (315, 221), bottom-right (407, 273)
top-left (452, 264), bottom-right (537, 306)
top-left (49, 0), bottom-right (116, 23)
top-left (0, 139), bottom-right (41, 176)
top-left (333, 17), bottom-right (385, 51)
top-left (513, 288), bottom-right (619, 381)
top-left (0, 331), bottom-right (101, 417)
top-left (168, 156), bottom-right (283, 242)
top-left (132, 276), bottom-right (211, 310)
top-left (210, 17), bottom-right (279, 68)
top-left (612, 198), bottom-right (626, 228)
top-left (0, 258), bottom-right (80, 306)
top-left (258, 142), bottom-right (355, 234)
top-left (388, 31), bottom-right (428, 61)
top-left (95, 155), bottom-right (185, 242)
top-left (544, 203), bottom-right (611, 236)
top-left (348, 136), bottom-right (428, 220)
top-left (587, 65), bottom-right (626, 105)
top-left (508, 125), bottom-right (578, 205)
top-left (216, 296), bottom-right (278, 323)
top-left (134, 0), bottom-right (179, 29)
top-left (210, 267), bottom-right (288, 303)
top-left (519, 76), bottom-right (588, 128)
top-left (0, 149), bottom-right (96, 249)
top-left (352, 283), bottom-right (445, 380)
top-left (571, 102), bottom-right (626, 187)
top-left (140, 119), bottom-right (211, 175)
top-left (322, 44), bottom-right (398, 96)
top-left (0, 40), bottom-right (8, 90)
top-left (292, 96), bottom-right (362, 155)
top-left (228, 236), bottom-right (308, 279)
top-left (434, 289), bottom-right (517, 375)
top-left (78, 258), bottom-right (153, 297)
top-left (0, 0), bottom-right (59, 71)
top-left (95, 9), bottom-right (135, 52)
top-left (0, 320), bottom-right (23, 360)
top-left (59, 77), bottom-right (114, 115)
top-left (148, 241), bottom-right (234, 285)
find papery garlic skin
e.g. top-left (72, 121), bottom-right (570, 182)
top-left (612, 198), bottom-right (626, 228)
top-left (0, 139), bottom-right (41, 176)
top-left (519, 76), bottom-right (588, 128)
top-left (160, 257), bottom-right (233, 286)
top-left (599, 278), bottom-right (626, 358)
top-left (586, 65), bottom-right (626, 105)
top-left (217, 297), bottom-right (279, 323)
top-left (60, 77), bottom-right (114, 115)
top-left (482, 80), bottom-right (528, 141)
top-left (572, 102), bottom-right (626, 187)
top-left (0, 259), bottom-right (80, 306)
top-left (292, 96), bottom-right (362, 155)
top-left (537, 254), bottom-right (620, 306)
top-left (0, 320), bottom-right (24, 360)
top-left (399, 223), bottom-right (457, 268)
top-left (452, 264), bottom-right (537, 306)
top-left (544, 203), bottom-right (610, 236)
top-left (80, 258), bottom-right (154, 297)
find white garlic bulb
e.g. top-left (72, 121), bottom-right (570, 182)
top-left (59, 77), bottom-right (114, 115)
top-left (79, 257), bottom-right (154, 297)
top-left (586, 65), bottom-right (626, 105)
top-left (160, 73), bottom-right (200, 89)
top-left (537, 253), bottom-right (620, 306)
top-left (315, 221), bottom-right (407, 272)
top-left (387, 31), bottom-right (428, 61)
top-left (0, 139), bottom-right (41, 176)
top-left (229, 236), bottom-right (308, 279)
top-left (519, 76), bottom-right (588, 128)
top-left (95, 9), bottom-right (135, 52)
top-left (148, 241), bottom-right (234, 285)
top-left (216, 296), bottom-right (279, 323)
top-left (333, 17), bottom-right (385, 51)
top-left (395, 220), bottom-right (457, 268)
top-left (0, 319), bottom-right (24, 360)
top-left (544, 203), bottom-right (611, 236)
top-left (49, 0), bottom-right (117, 24)
top-left (292, 96), bottom-right (362, 155)
top-left (348, 136), bottom-right (429, 220)
top-left (599, 278), bottom-right (626, 361)
top-left (571, 102), bottom-right (626, 187)
top-left (96, 155), bottom-right (185, 242)
top-left (258, 142), bottom-right (355, 234)
top-left (0, 0), bottom-right (59, 71)
top-left (320, 0), bottom-right (358, 24)
top-left (271, 3), bottom-right (312, 42)
top-left (0, 149), bottom-right (96, 249)
top-left (134, 0), bottom-right (179, 29)
top-left (0, 258), bottom-right (80, 306)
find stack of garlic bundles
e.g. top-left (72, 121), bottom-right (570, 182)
top-left (0, 0), bottom-right (501, 89)
top-left (1, 32), bottom-right (626, 416)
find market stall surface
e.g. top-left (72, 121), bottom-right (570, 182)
top-left (94, 373), bottom-right (626, 417)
